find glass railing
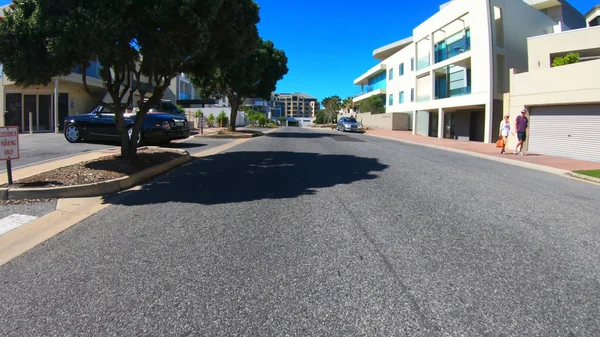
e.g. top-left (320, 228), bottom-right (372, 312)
top-left (416, 94), bottom-right (430, 102)
top-left (435, 29), bottom-right (471, 64)
top-left (417, 55), bottom-right (430, 70)
top-left (179, 93), bottom-right (190, 100)
top-left (449, 86), bottom-right (471, 97)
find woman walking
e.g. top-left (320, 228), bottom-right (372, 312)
top-left (499, 115), bottom-right (511, 154)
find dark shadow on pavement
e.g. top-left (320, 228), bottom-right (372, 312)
top-left (161, 142), bottom-right (207, 149)
top-left (104, 151), bottom-right (388, 206)
top-left (265, 132), bottom-right (336, 139)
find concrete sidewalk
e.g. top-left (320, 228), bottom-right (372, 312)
top-left (366, 129), bottom-right (600, 172)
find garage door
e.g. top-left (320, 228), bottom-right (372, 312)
top-left (529, 105), bottom-right (600, 162)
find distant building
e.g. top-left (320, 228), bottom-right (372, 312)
top-left (275, 93), bottom-right (320, 118)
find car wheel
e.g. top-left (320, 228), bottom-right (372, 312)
top-left (128, 127), bottom-right (145, 147)
top-left (64, 124), bottom-right (81, 143)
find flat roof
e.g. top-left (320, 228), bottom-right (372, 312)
top-left (353, 63), bottom-right (387, 85)
top-left (372, 36), bottom-right (414, 61)
top-left (585, 4), bottom-right (600, 18)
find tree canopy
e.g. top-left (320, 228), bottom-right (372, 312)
top-left (190, 38), bottom-right (288, 131)
top-left (358, 95), bottom-right (385, 114)
top-left (0, 0), bottom-right (260, 157)
top-left (320, 95), bottom-right (341, 124)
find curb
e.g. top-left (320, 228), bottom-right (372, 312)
top-left (570, 173), bottom-right (600, 184)
top-left (2, 149), bottom-right (190, 200)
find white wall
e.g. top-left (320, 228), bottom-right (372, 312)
top-left (384, 43), bottom-right (417, 114)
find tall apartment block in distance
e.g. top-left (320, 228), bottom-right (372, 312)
top-left (352, 0), bottom-right (586, 143)
top-left (274, 93), bottom-right (320, 118)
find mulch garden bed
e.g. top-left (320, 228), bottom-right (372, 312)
top-left (201, 129), bottom-right (263, 138)
top-left (2, 148), bottom-right (185, 189)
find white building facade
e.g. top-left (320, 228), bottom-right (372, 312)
top-left (353, 0), bottom-right (585, 143)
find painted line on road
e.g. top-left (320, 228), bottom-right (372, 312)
top-left (0, 214), bottom-right (38, 236)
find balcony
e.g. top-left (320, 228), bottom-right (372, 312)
top-left (435, 29), bottom-right (471, 64)
top-left (434, 62), bottom-right (471, 100)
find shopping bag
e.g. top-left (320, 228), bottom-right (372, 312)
top-left (496, 138), bottom-right (504, 148)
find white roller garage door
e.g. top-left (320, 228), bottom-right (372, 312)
top-left (529, 105), bottom-right (600, 162)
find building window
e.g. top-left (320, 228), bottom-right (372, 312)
top-left (399, 91), bottom-right (405, 104)
top-left (399, 63), bottom-right (404, 76)
top-left (410, 88), bottom-right (414, 102)
top-left (494, 6), bottom-right (504, 48)
top-left (411, 58), bottom-right (414, 71)
top-left (388, 94), bottom-right (393, 106)
top-left (389, 68), bottom-right (394, 80)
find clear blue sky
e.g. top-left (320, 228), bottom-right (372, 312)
top-left (1, 0), bottom-right (596, 102)
top-left (255, 0), bottom-right (598, 102)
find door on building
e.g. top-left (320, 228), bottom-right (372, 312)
top-left (529, 105), bottom-right (600, 162)
top-left (38, 94), bottom-right (52, 131)
top-left (4, 93), bottom-right (22, 131)
top-left (57, 93), bottom-right (69, 131)
top-left (23, 95), bottom-right (37, 132)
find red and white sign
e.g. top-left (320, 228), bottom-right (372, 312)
top-left (0, 126), bottom-right (19, 160)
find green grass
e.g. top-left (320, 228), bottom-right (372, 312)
top-left (574, 170), bottom-right (600, 179)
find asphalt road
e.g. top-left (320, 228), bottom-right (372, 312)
top-left (1, 127), bottom-right (600, 336)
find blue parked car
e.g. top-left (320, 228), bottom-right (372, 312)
top-left (63, 104), bottom-right (190, 145)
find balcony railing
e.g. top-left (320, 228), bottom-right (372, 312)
top-left (417, 55), bottom-right (431, 71)
top-left (416, 94), bottom-right (430, 102)
top-left (449, 86), bottom-right (471, 97)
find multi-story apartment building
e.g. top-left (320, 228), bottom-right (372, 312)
top-left (275, 93), bottom-right (320, 118)
top-left (353, 0), bottom-right (586, 143)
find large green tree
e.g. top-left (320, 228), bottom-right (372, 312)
top-left (321, 95), bottom-right (342, 124)
top-left (342, 96), bottom-right (357, 113)
top-left (0, 0), bottom-right (259, 158)
top-left (190, 38), bottom-right (288, 132)
top-left (358, 95), bottom-right (385, 114)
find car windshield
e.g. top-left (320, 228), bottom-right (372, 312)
top-left (345, 118), bottom-right (357, 123)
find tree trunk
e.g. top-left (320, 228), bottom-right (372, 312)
top-left (229, 102), bottom-right (239, 132)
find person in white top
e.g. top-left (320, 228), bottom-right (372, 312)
top-left (499, 115), bottom-right (511, 154)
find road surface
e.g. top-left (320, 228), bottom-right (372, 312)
top-left (1, 127), bottom-right (600, 336)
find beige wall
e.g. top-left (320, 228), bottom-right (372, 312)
top-left (356, 112), bottom-right (410, 131)
top-left (527, 25), bottom-right (600, 70)
top-left (506, 58), bottom-right (600, 149)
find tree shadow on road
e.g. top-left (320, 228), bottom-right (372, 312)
top-left (104, 151), bottom-right (388, 206)
top-left (265, 132), bottom-right (335, 139)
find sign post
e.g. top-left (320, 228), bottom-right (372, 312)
top-left (0, 126), bottom-right (19, 185)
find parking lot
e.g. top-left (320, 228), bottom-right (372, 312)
top-left (0, 132), bottom-right (227, 172)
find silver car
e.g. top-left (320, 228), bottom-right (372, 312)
top-left (337, 117), bottom-right (362, 132)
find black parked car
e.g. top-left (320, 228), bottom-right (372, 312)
top-left (63, 105), bottom-right (190, 145)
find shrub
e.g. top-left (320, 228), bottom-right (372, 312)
top-left (217, 110), bottom-right (229, 127)
top-left (195, 109), bottom-right (203, 118)
top-left (176, 105), bottom-right (186, 115)
top-left (206, 114), bottom-right (215, 127)
top-left (552, 53), bottom-right (580, 67)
